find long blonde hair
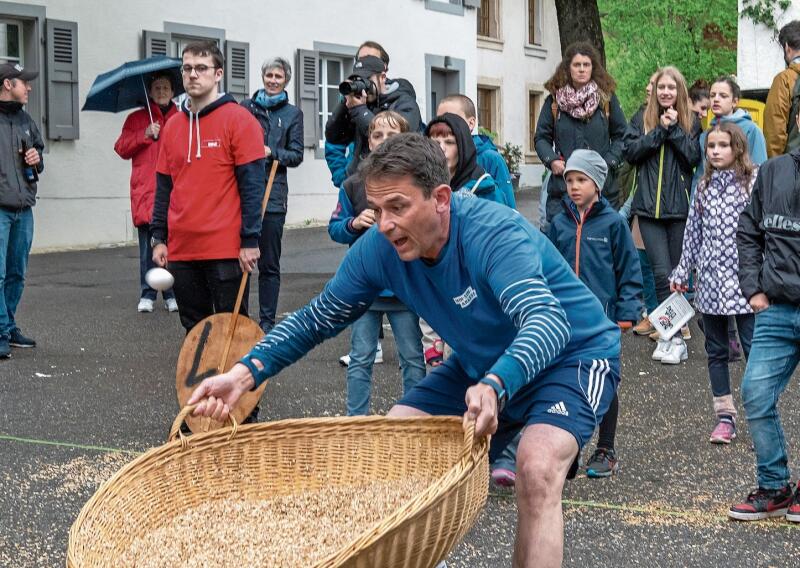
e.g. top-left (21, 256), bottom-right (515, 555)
top-left (643, 66), bottom-right (694, 134)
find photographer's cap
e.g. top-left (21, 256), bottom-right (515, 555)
top-left (351, 55), bottom-right (385, 80)
top-left (0, 63), bottom-right (39, 83)
top-left (564, 149), bottom-right (608, 192)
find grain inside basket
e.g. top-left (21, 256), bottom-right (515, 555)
top-left (113, 476), bottom-right (431, 567)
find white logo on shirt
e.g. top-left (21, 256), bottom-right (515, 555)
top-left (453, 286), bottom-right (477, 308)
top-left (547, 401), bottom-right (569, 416)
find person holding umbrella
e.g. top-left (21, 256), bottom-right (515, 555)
top-left (114, 70), bottom-right (179, 313)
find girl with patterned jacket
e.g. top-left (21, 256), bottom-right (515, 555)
top-left (669, 122), bottom-right (757, 445)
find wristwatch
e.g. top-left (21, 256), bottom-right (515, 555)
top-left (479, 376), bottom-right (508, 414)
top-left (150, 236), bottom-right (165, 248)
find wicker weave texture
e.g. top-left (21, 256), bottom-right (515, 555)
top-left (67, 414), bottom-right (489, 568)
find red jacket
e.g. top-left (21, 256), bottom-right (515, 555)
top-left (114, 101), bottom-right (177, 226)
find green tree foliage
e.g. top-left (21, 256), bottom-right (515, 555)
top-left (599, 0), bottom-right (738, 116)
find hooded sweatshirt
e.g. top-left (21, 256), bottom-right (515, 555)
top-left (473, 133), bottom-right (516, 208)
top-left (693, 109), bottom-right (767, 193)
top-left (426, 113), bottom-right (501, 203)
top-left (152, 94), bottom-right (266, 261)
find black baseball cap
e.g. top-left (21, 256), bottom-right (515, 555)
top-left (0, 63), bottom-right (39, 83)
top-left (350, 55), bottom-right (385, 80)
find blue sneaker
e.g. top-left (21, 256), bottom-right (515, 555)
top-left (586, 448), bottom-right (619, 478)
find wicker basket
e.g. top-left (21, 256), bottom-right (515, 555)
top-left (67, 408), bottom-right (489, 567)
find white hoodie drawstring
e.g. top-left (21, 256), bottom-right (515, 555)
top-left (187, 110), bottom-right (194, 163)
top-left (195, 112), bottom-right (201, 160)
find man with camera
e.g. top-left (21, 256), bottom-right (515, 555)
top-left (325, 41), bottom-right (422, 177)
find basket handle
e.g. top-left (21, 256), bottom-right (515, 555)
top-left (168, 404), bottom-right (238, 447)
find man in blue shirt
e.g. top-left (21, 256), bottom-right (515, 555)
top-left (189, 133), bottom-right (620, 567)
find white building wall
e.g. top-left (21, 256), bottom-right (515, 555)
top-left (21, 0), bottom-right (477, 250)
top-left (737, 1), bottom-right (800, 90)
top-left (476, 0), bottom-right (560, 188)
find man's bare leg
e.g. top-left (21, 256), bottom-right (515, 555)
top-left (387, 404), bottom-right (431, 417)
top-left (513, 423), bottom-right (578, 568)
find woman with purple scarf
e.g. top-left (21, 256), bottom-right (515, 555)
top-left (535, 42), bottom-right (628, 222)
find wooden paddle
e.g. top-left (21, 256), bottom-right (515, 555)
top-left (176, 160), bottom-right (280, 434)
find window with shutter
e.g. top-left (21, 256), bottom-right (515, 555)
top-left (224, 40), bottom-right (248, 101)
top-left (45, 19), bottom-right (79, 140)
top-left (143, 30), bottom-right (174, 58)
top-left (295, 49), bottom-right (320, 149)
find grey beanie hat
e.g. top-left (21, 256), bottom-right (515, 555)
top-left (563, 149), bottom-right (608, 192)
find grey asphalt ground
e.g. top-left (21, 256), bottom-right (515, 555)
top-left (2, 189), bottom-right (800, 567)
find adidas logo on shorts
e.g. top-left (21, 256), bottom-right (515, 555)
top-left (547, 401), bottom-right (569, 416)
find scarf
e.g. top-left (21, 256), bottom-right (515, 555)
top-left (554, 81), bottom-right (600, 120)
top-left (254, 89), bottom-right (288, 110)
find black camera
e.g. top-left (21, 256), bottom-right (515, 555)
top-left (338, 76), bottom-right (372, 97)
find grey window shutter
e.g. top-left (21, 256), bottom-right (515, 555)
top-left (295, 49), bottom-right (319, 148)
top-left (45, 19), bottom-right (79, 140)
top-left (225, 41), bottom-right (249, 101)
top-left (143, 30), bottom-right (174, 58)
top-left (463, 0), bottom-right (481, 7)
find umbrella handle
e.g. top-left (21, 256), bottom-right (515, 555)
top-left (141, 74), bottom-right (157, 140)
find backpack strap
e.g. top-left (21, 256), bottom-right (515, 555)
top-left (786, 69), bottom-right (800, 152)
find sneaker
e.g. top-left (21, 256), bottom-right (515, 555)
top-left (786, 487), bottom-right (800, 523)
top-left (0, 337), bottom-right (10, 359)
top-left (681, 325), bottom-right (692, 340)
top-left (165, 298), bottom-right (179, 312)
top-left (652, 338), bottom-right (671, 361)
top-left (709, 418), bottom-right (736, 444)
top-left (661, 337), bottom-right (688, 364)
top-left (586, 447), bottom-right (619, 478)
top-left (338, 342), bottom-right (383, 367)
top-left (9, 328), bottom-right (36, 348)
top-left (137, 298), bottom-right (154, 313)
top-left (728, 339), bottom-right (742, 362)
top-left (490, 467), bottom-right (516, 488)
top-left (633, 317), bottom-right (655, 336)
top-left (728, 485), bottom-right (793, 521)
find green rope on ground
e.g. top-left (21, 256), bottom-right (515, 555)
top-left (0, 434), bottom-right (142, 455)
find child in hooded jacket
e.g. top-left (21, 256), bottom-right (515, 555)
top-left (670, 121), bottom-right (757, 444)
top-left (491, 149), bottom-right (642, 485)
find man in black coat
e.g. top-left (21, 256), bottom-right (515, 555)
top-left (324, 41), bottom-right (422, 177)
top-left (0, 63), bottom-right (44, 358)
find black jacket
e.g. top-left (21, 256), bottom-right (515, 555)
top-left (738, 150), bottom-right (800, 305)
top-left (240, 91), bottom-right (304, 214)
top-left (0, 102), bottom-right (44, 210)
top-left (324, 77), bottom-right (422, 176)
top-left (623, 109), bottom-right (701, 220)
top-left (534, 93), bottom-right (627, 209)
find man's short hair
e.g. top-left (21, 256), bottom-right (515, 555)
top-left (779, 21), bottom-right (800, 51)
top-left (358, 40), bottom-right (389, 68)
top-left (368, 111), bottom-right (410, 136)
top-left (261, 57), bottom-right (292, 83)
top-left (439, 94), bottom-right (476, 120)
top-left (182, 40), bottom-right (224, 69)
top-left (359, 133), bottom-right (449, 198)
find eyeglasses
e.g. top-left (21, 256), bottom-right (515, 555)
top-left (181, 64), bottom-right (216, 75)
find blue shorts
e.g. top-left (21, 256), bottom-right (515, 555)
top-left (397, 355), bottom-right (620, 461)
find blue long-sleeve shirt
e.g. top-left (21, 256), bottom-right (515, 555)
top-left (243, 196), bottom-right (619, 399)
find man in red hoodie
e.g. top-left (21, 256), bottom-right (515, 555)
top-left (151, 41), bottom-right (266, 333)
top-left (114, 71), bottom-right (178, 314)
